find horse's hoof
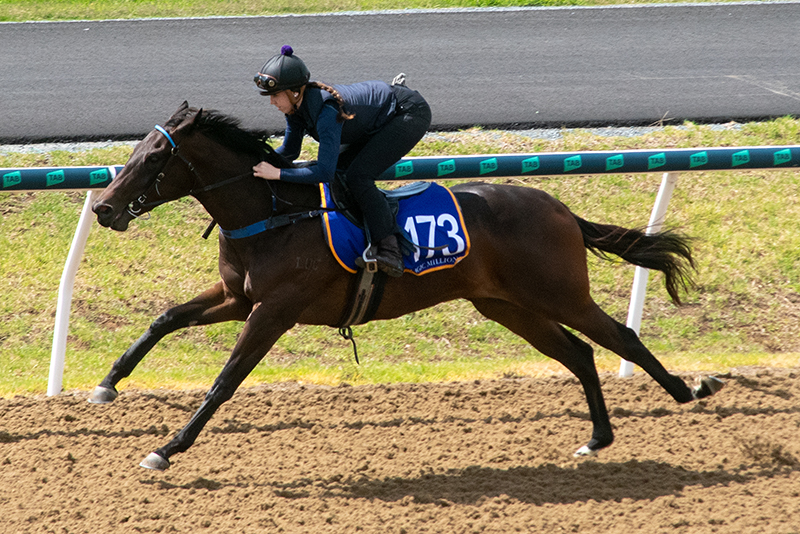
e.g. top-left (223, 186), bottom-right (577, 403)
top-left (87, 386), bottom-right (118, 404)
top-left (573, 445), bottom-right (599, 458)
top-left (140, 452), bottom-right (170, 471)
top-left (692, 376), bottom-right (725, 400)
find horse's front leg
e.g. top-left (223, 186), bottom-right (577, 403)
top-left (139, 302), bottom-right (296, 471)
top-left (88, 281), bottom-right (251, 403)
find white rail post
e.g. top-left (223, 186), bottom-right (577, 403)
top-left (47, 190), bottom-right (98, 396)
top-left (619, 172), bottom-right (680, 377)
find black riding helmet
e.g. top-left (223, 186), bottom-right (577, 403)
top-left (254, 45), bottom-right (310, 95)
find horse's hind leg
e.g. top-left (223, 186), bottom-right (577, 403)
top-left (88, 281), bottom-right (251, 403)
top-left (470, 298), bottom-right (614, 456)
top-left (567, 306), bottom-right (724, 403)
top-left (611, 318), bottom-right (723, 400)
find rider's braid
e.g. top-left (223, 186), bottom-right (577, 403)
top-left (308, 81), bottom-right (355, 122)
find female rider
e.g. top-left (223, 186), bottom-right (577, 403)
top-left (252, 45), bottom-right (432, 278)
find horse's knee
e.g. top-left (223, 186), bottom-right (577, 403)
top-left (570, 332), bottom-right (594, 359)
top-left (149, 307), bottom-right (197, 337)
top-left (555, 327), bottom-right (596, 376)
top-left (150, 311), bottom-right (177, 334)
top-left (205, 380), bottom-right (239, 406)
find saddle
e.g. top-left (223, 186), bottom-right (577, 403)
top-left (320, 172), bottom-right (470, 329)
top-left (326, 172), bottom-right (429, 329)
top-left (328, 170), bottom-right (430, 242)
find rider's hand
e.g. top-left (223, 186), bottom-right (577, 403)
top-left (253, 161), bottom-right (281, 180)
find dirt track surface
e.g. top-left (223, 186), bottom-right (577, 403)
top-left (1, 367), bottom-right (799, 533)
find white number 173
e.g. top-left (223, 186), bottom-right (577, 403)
top-left (403, 214), bottom-right (466, 262)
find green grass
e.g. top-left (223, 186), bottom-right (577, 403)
top-left (0, 0), bottom-right (745, 22)
top-left (2, 118), bottom-right (800, 397)
top-left (1, 0), bottom-right (798, 395)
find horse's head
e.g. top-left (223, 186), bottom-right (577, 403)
top-left (95, 101), bottom-right (299, 232)
top-left (93, 101), bottom-right (206, 231)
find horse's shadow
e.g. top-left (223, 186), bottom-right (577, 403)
top-left (328, 460), bottom-right (782, 505)
top-left (141, 459), bottom-right (796, 506)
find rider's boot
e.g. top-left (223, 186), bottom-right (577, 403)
top-left (374, 234), bottom-right (404, 277)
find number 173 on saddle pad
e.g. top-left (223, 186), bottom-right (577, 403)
top-left (319, 182), bottom-right (471, 275)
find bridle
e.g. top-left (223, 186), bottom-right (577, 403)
top-left (126, 123), bottom-right (326, 239)
top-left (126, 124), bottom-right (255, 218)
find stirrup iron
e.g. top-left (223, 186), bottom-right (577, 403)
top-left (359, 245), bottom-right (379, 273)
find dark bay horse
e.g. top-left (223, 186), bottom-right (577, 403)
top-left (90, 101), bottom-right (723, 471)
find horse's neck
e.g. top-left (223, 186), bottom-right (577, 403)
top-left (268, 180), bottom-right (321, 213)
top-left (182, 134), bottom-right (321, 230)
top-left (192, 157), bottom-right (320, 231)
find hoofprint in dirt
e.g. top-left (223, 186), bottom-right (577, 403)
top-left (1, 367), bottom-right (798, 534)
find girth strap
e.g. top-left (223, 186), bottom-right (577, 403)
top-left (335, 268), bottom-right (388, 364)
top-left (336, 269), bottom-right (387, 328)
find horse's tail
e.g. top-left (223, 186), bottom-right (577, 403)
top-left (572, 214), bottom-right (696, 305)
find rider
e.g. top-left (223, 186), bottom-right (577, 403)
top-left (252, 45), bottom-right (432, 278)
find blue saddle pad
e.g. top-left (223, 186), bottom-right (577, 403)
top-left (319, 182), bottom-right (471, 275)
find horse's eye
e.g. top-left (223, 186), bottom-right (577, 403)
top-left (145, 153), bottom-right (163, 166)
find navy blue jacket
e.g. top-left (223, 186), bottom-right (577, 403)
top-left (276, 81), bottom-right (397, 183)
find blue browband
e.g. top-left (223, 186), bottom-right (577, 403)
top-left (154, 125), bottom-right (177, 148)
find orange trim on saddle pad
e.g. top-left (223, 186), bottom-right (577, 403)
top-left (318, 182), bottom-right (470, 276)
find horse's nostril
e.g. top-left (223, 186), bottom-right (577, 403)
top-left (93, 202), bottom-right (112, 215)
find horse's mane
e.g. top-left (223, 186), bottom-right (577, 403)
top-left (166, 106), bottom-right (294, 168)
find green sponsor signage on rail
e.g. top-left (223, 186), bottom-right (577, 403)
top-left (775, 149), bottom-right (791, 165)
top-left (3, 171), bottom-right (22, 188)
top-left (395, 161), bottom-right (414, 178)
top-left (689, 151), bottom-right (708, 168)
top-left (648, 153), bottom-right (667, 170)
top-left (2, 146), bottom-right (799, 191)
top-left (732, 150), bottom-right (750, 167)
top-left (479, 157), bottom-right (498, 175)
top-left (437, 159), bottom-right (456, 177)
top-left (564, 155), bottom-right (582, 172)
top-left (90, 169), bottom-right (110, 186)
top-left (0, 166), bottom-right (123, 191)
top-left (606, 154), bottom-right (624, 171)
top-left (46, 170), bottom-right (65, 187)
top-left (522, 156), bottom-right (540, 173)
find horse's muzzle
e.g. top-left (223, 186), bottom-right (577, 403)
top-left (93, 201), bottom-right (131, 231)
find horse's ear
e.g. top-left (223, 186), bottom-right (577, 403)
top-left (176, 101), bottom-right (189, 115)
top-left (193, 108), bottom-right (204, 126)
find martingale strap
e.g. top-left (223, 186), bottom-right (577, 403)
top-left (219, 210), bottom-right (323, 239)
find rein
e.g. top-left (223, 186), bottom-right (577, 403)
top-left (134, 124), bottom-right (331, 239)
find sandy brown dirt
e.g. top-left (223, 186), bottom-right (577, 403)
top-left (1, 367), bottom-right (799, 534)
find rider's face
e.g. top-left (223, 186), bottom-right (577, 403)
top-left (270, 90), bottom-right (296, 115)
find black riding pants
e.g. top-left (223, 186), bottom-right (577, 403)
top-left (337, 85), bottom-right (432, 243)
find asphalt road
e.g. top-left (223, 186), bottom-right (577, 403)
top-left (1, 3), bottom-right (799, 142)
